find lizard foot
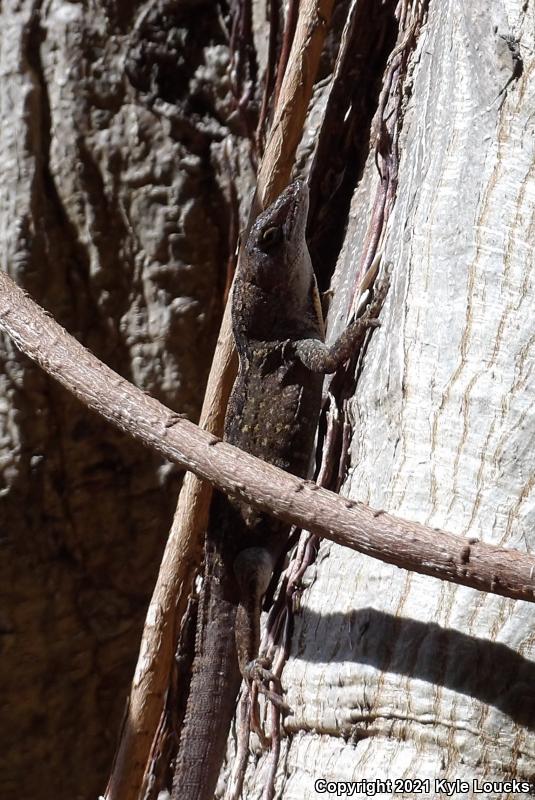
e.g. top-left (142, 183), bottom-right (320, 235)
top-left (244, 657), bottom-right (292, 716)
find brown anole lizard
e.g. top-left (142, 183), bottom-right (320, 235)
top-left (171, 179), bottom-right (387, 799)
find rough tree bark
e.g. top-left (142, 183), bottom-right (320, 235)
top-left (0, 2), bottom-right (533, 800)
top-left (0, 1), bottom-right (237, 798)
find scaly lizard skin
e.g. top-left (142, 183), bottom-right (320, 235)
top-left (171, 180), bottom-right (386, 799)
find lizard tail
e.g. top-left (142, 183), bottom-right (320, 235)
top-left (172, 539), bottom-right (242, 800)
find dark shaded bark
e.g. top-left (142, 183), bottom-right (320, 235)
top-left (0, 2), bottom-right (232, 797)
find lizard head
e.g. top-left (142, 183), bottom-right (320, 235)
top-left (234, 179), bottom-right (323, 345)
top-left (244, 179), bottom-right (312, 296)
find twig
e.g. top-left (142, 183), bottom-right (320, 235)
top-left (1, 268), bottom-right (534, 607)
top-left (273, 0), bottom-right (299, 106)
top-left (225, 692), bottom-right (251, 800)
top-left (255, 0), bottom-right (281, 153)
top-left (257, 0), bottom-right (337, 207)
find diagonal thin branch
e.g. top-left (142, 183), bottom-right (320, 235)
top-left (1, 267), bottom-right (534, 607)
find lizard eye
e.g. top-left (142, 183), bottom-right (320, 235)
top-left (260, 225), bottom-right (282, 249)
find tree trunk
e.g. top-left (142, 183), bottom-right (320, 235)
top-left (1, 1), bottom-right (533, 799)
top-left (239, 2), bottom-right (535, 797)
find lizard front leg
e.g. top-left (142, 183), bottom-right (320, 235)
top-left (295, 278), bottom-right (389, 373)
